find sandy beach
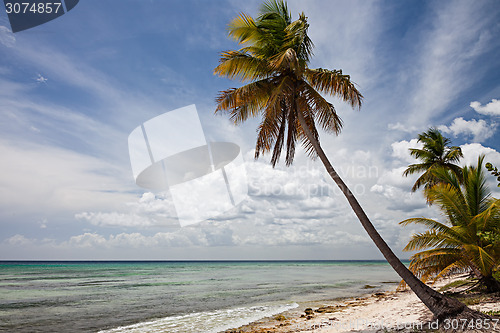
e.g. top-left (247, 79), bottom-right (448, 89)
top-left (223, 275), bottom-right (500, 333)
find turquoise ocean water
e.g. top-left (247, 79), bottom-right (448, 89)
top-left (0, 261), bottom-right (401, 332)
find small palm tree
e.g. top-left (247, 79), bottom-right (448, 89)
top-left (401, 156), bottom-right (500, 292)
top-left (214, 0), bottom-right (482, 320)
top-left (403, 128), bottom-right (463, 192)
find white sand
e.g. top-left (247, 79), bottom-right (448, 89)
top-left (296, 289), bottom-right (431, 332)
top-left (290, 276), bottom-right (500, 333)
top-left (230, 275), bottom-right (500, 333)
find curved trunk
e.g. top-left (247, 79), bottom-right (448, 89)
top-left (296, 110), bottom-right (470, 319)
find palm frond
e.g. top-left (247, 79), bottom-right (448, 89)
top-left (227, 13), bottom-right (259, 45)
top-left (214, 51), bottom-right (273, 82)
top-left (464, 155), bottom-right (490, 216)
top-left (215, 79), bottom-right (273, 124)
top-left (283, 12), bottom-right (313, 62)
top-left (254, 75), bottom-right (294, 165)
top-left (444, 146), bottom-right (463, 164)
top-left (299, 81), bottom-right (342, 134)
top-left (474, 198), bottom-right (500, 232)
top-left (400, 217), bottom-right (454, 234)
top-left (304, 68), bottom-right (362, 109)
top-left (269, 47), bottom-right (300, 73)
top-left (408, 148), bottom-right (435, 162)
top-left (296, 97), bottom-right (319, 159)
top-left (462, 244), bottom-right (496, 276)
top-left (284, 99), bottom-right (298, 166)
top-left (425, 183), bottom-right (469, 227)
top-left (259, 0), bottom-right (291, 24)
top-left (402, 230), bottom-right (458, 251)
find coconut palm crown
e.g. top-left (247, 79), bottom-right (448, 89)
top-left (403, 128), bottom-right (463, 192)
top-left (214, 0), bottom-right (362, 166)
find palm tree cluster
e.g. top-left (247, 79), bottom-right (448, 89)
top-left (402, 131), bottom-right (500, 292)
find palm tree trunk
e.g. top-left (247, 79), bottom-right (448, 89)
top-left (295, 110), bottom-right (474, 319)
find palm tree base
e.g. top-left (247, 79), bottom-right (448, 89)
top-left (432, 307), bottom-right (496, 332)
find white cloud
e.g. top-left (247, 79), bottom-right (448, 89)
top-left (7, 228), bottom-right (236, 250)
top-left (0, 25), bottom-right (15, 47)
top-left (388, 123), bottom-right (420, 133)
top-left (459, 143), bottom-right (500, 167)
top-left (470, 99), bottom-right (500, 116)
top-left (38, 218), bottom-right (48, 229)
top-left (5, 234), bottom-right (32, 246)
top-left (391, 139), bottom-right (423, 164)
top-left (67, 233), bottom-right (107, 248)
top-left (75, 192), bottom-right (178, 228)
top-left (439, 117), bottom-right (497, 142)
top-left (370, 167), bottom-right (427, 213)
top-left (239, 227), bottom-right (369, 247)
top-left (0, 140), bottom-right (133, 217)
top-left (76, 212), bottom-right (159, 228)
top-left (35, 74), bottom-right (48, 84)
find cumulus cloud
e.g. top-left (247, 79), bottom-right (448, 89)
top-left (74, 157), bottom-right (349, 230)
top-left (76, 212), bottom-right (161, 228)
top-left (459, 143), bottom-right (500, 167)
top-left (391, 139), bottom-right (422, 164)
top-left (70, 151), bottom-right (387, 249)
top-left (370, 167), bottom-right (427, 213)
top-left (49, 229), bottom-right (221, 249)
top-left (239, 226), bottom-right (369, 247)
top-left (439, 117), bottom-right (497, 142)
top-left (368, 139), bottom-right (439, 214)
top-left (5, 234), bottom-right (32, 246)
top-left (76, 192), bottom-right (178, 228)
top-left (470, 99), bottom-right (500, 116)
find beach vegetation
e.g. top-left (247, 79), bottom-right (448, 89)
top-left (214, 0), bottom-right (484, 321)
top-left (273, 314), bottom-right (286, 321)
top-left (401, 156), bottom-right (500, 292)
top-left (438, 278), bottom-right (476, 293)
top-left (486, 162), bottom-right (500, 187)
top-left (483, 309), bottom-right (500, 316)
top-left (402, 128), bottom-right (463, 193)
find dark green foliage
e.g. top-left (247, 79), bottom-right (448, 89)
top-left (485, 162), bottom-right (500, 187)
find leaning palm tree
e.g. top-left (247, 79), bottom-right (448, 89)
top-left (401, 156), bottom-right (500, 292)
top-left (403, 128), bottom-right (463, 192)
top-left (214, 0), bottom-right (484, 321)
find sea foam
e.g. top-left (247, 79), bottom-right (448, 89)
top-left (99, 302), bottom-right (298, 333)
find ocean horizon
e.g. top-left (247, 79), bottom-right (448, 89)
top-left (0, 260), bottom-right (404, 332)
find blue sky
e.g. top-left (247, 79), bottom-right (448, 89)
top-left (1, 0), bottom-right (499, 260)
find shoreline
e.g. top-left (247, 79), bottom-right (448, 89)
top-left (222, 275), bottom-right (500, 333)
